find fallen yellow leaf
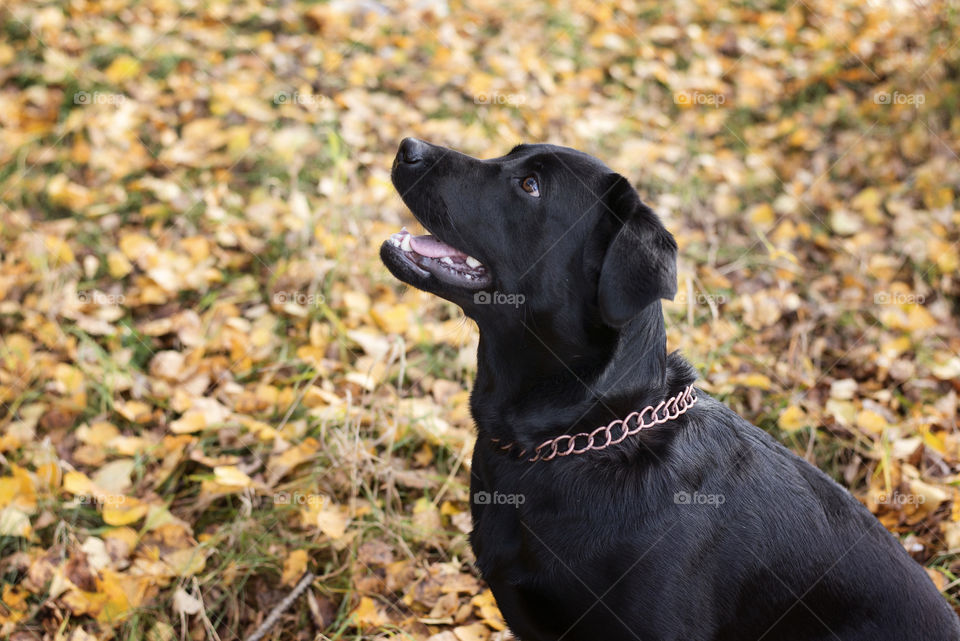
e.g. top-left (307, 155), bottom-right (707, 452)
top-left (453, 623), bottom-right (490, 641)
top-left (0, 585), bottom-right (29, 624)
top-left (102, 497), bottom-right (149, 526)
top-left (350, 596), bottom-right (388, 629)
top-left (115, 400), bottom-right (153, 423)
top-left (778, 405), bottom-right (807, 432)
top-left (856, 409), bottom-right (888, 435)
top-left (212, 465), bottom-right (253, 489)
top-left (104, 55), bottom-right (141, 83)
top-left (0, 506), bottom-right (32, 538)
top-left (281, 549), bottom-right (309, 586)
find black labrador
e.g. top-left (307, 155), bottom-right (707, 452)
top-left (380, 138), bottom-right (960, 641)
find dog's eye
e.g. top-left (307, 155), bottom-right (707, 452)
top-left (521, 175), bottom-right (540, 197)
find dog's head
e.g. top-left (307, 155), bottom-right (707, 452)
top-left (381, 139), bottom-right (677, 335)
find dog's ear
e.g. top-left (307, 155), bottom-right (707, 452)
top-left (597, 175), bottom-right (678, 327)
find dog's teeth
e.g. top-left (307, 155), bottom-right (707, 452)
top-left (441, 256), bottom-right (454, 265)
top-left (400, 234), bottom-right (412, 252)
top-left (466, 256), bottom-right (481, 268)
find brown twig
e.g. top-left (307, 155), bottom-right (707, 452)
top-left (245, 572), bottom-right (316, 641)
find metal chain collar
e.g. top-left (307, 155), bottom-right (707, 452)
top-left (489, 385), bottom-right (698, 463)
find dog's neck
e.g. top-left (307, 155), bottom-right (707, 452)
top-left (471, 303), bottom-right (672, 443)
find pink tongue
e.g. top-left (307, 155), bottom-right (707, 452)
top-left (409, 234), bottom-right (466, 259)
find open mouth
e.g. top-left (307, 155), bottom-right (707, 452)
top-left (384, 227), bottom-right (492, 290)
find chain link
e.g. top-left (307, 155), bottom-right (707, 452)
top-left (490, 385), bottom-right (698, 463)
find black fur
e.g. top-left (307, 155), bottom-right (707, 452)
top-left (381, 138), bottom-right (960, 640)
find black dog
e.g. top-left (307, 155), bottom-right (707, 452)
top-left (380, 138), bottom-right (960, 640)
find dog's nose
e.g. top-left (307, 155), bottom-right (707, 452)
top-left (398, 137), bottom-right (425, 164)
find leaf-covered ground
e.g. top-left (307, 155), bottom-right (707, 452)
top-left (1, 0), bottom-right (959, 639)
